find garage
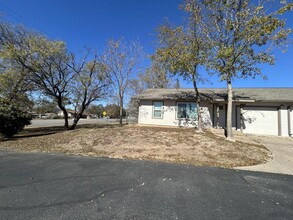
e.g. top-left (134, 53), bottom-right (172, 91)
top-left (242, 107), bottom-right (278, 136)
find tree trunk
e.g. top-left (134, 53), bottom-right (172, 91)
top-left (63, 110), bottom-right (69, 129)
top-left (119, 98), bottom-right (123, 125)
top-left (0, 133), bottom-right (5, 141)
top-left (70, 113), bottom-right (80, 130)
top-left (70, 104), bottom-right (88, 130)
top-left (57, 101), bottom-right (69, 129)
top-left (196, 99), bottom-right (202, 132)
top-left (226, 80), bottom-right (234, 141)
top-left (192, 72), bottom-right (202, 132)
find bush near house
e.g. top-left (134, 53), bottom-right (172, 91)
top-left (0, 99), bottom-right (32, 140)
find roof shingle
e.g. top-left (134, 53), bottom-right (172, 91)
top-left (132, 88), bottom-right (293, 102)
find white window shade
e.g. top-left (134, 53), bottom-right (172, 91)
top-left (177, 102), bottom-right (197, 119)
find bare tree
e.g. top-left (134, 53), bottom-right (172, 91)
top-left (0, 21), bottom-right (113, 130)
top-left (129, 64), bottom-right (172, 97)
top-left (0, 22), bottom-right (74, 129)
top-left (68, 51), bottom-right (111, 129)
top-left (185, 0), bottom-right (292, 140)
top-left (103, 39), bottom-right (143, 125)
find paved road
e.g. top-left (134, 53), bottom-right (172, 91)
top-left (27, 119), bottom-right (122, 128)
top-left (0, 151), bottom-right (292, 219)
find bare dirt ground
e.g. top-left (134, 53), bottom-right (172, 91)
top-left (0, 124), bottom-right (272, 168)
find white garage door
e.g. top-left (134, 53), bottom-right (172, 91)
top-left (242, 107), bottom-right (278, 136)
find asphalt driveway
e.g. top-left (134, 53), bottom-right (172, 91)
top-left (0, 151), bottom-right (292, 220)
top-left (236, 135), bottom-right (293, 175)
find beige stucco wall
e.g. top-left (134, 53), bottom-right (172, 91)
top-left (139, 100), bottom-right (180, 127)
top-left (138, 100), bottom-right (213, 128)
top-left (138, 100), bottom-right (293, 136)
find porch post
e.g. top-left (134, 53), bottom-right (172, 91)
top-left (216, 104), bottom-right (220, 129)
top-left (278, 105), bottom-right (285, 136)
top-left (288, 105), bottom-right (292, 137)
top-left (240, 104), bottom-right (244, 133)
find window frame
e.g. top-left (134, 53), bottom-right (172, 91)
top-left (152, 101), bottom-right (164, 119)
top-left (176, 102), bottom-right (198, 120)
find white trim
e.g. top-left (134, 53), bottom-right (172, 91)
top-left (152, 101), bottom-right (164, 119)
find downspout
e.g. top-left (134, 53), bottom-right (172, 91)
top-left (225, 104), bottom-right (228, 128)
top-left (212, 103), bottom-right (215, 128)
top-left (235, 105), bottom-right (238, 130)
top-left (288, 105), bottom-right (292, 137)
top-left (136, 99), bottom-right (141, 124)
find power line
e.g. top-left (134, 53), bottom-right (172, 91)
top-left (0, 2), bottom-right (51, 37)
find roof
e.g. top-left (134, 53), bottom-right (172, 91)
top-left (132, 88), bottom-right (293, 103)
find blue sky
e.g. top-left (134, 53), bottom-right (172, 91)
top-left (1, 0), bottom-right (292, 88)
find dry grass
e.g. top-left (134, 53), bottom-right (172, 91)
top-left (0, 124), bottom-right (272, 168)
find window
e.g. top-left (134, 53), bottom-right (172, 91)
top-left (153, 101), bottom-right (163, 118)
top-left (177, 102), bottom-right (197, 119)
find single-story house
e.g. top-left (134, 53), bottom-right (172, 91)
top-left (57, 109), bottom-right (90, 118)
top-left (132, 88), bottom-right (293, 137)
top-left (58, 109), bottom-right (75, 118)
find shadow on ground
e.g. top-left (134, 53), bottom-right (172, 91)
top-left (6, 124), bottom-right (123, 141)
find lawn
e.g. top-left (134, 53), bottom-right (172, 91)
top-left (0, 124), bottom-right (272, 168)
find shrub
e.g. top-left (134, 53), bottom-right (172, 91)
top-left (0, 99), bottom-right (32, 139)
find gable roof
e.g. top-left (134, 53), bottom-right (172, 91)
top-left (132, 88), bottom-right (293, 103)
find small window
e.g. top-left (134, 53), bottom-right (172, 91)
top-left (177, 102), bottom-right (197, 119)
top-left (153, 101), bottom-right (163, 119)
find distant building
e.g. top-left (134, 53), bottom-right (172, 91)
top-left (57, 110), bottom-right (90, 119)
top-left (57, 109), bottom-right (75, 118)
